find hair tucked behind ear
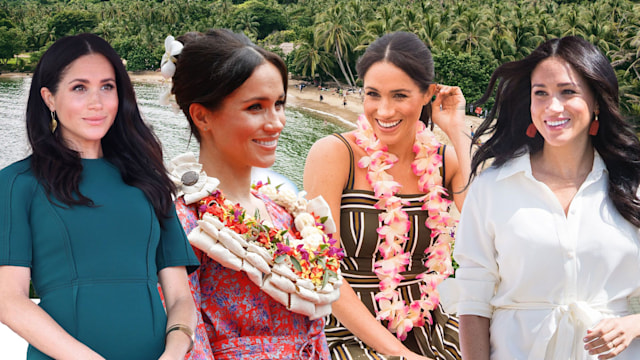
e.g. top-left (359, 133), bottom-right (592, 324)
top-left (356, 31), bottom-right (435, 128)
top-left (169, 29), bottom-right (288, 142)
top-left (27, 33), bottom-right (175, 220)
top-left (472, 36), bottom-right (640, 228)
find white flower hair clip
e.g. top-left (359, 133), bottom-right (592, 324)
top-left (160, 35), bottom-right (183, 79)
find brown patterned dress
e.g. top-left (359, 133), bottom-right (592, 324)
top-left (325, 134), bottom-right (461, 360)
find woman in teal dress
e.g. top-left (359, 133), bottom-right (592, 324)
top-left (0, 34), bottom-right (199, 360)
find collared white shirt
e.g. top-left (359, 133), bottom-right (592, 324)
top-left (439, 151), bottom-right (640, 359)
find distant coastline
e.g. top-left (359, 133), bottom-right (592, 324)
top-left (1, 71), bottom-right (483, 145)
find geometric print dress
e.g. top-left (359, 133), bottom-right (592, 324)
top-left (324, 134), bottom-right (461, 360)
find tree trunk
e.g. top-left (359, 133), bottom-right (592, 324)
top-left (344, 58), bottom-right (357, 88)
top-left (335, 47), bottom-right (354, 88)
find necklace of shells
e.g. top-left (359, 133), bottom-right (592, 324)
top-left (167, 152), bottom-right (344, 319)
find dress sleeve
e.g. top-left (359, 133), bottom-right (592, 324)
top-left (0, 162), bottom-right (35, 267)
top-left (438, 175), bottom-right (498, 318)
top-left (156, 204), bottom-right (199, 274)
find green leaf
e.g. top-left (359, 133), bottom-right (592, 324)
top-left (321, 270), bottom-right (329, 289)
top-left (290, 257), bottom-right (302, 272)
top-left (320, 216), bottom-right (328, 223)
top-left (275, 254), bottom-right (287, 263)
top-left (326, 269), bottom-right (337, 281)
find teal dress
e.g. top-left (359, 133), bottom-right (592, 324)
top-left (0, 157), bottom-right (199, 360)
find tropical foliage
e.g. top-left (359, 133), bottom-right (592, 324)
top-left (1, 0), bottom-right (640, 119)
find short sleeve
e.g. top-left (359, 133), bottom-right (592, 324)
top-left (0, 161), bottom-right (35, 268)
top-left (438, 174), bottom-right (498, 318)
top-left (156, 204), bottom-right (199, 274)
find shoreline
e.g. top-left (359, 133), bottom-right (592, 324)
top-left (2, 71), bottom-right (485, 144)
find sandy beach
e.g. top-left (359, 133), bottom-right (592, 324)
top-left (4, 71), bottom-right (485, 144)
top-left (283, 78), bottom-right (484, 145)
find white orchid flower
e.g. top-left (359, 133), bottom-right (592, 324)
top-left (160, 35), bottom-right (183, 79)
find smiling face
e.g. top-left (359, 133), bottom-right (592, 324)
top-left (362, 61), bottom-right (432, 147)
top-left (530, 57), bottom-right (597, 151)
top-left (41, 54), bottom-right (118, 158)
top-left (205, 62), bottom-right (286, 169)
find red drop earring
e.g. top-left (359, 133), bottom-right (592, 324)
top-left (589, 112), bottom-right (599, 136)
top-left (526, 123), bottom-right (537, 138)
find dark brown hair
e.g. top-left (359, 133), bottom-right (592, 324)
top-left (170, 29), bottom-right (288, 142)
top-left (27, 33), bottom-right (175, 220)
top-left (473, 36), bottom-right (640, 227)
top-left (356, 31), bottom-right (434, 127)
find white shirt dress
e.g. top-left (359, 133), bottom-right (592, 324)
top-left (439, 151), bottom-right (640, 359)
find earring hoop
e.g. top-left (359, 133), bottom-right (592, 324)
top-left (50, 111), bottom-right (58, 133)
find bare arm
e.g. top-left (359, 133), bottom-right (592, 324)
top-left (304, 136), bottom-right (429, 360)
top-left (431, 85), bottom-right (472, 211)
top-left (459, 315), bottom-right (490, 360)
top-left (158, 266), bottom-right (197, 360)
top-left (0, 266), bottom-right (105, 360)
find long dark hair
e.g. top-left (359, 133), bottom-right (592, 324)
top-left (473, 36), bottom-right (640, 227)
top-left (27, 33), bottom-right (175, 220)
top-left (356, 31), bottom-right (434, 127)
top-left (170, 29), bottom-right (288, 142)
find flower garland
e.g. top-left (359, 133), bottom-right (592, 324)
top-left (167, 153), bottom-right (344, 319)
top-left (197, 182), bottom-right (344, 290)
top-left (353, 116), bottom-right (456, 340)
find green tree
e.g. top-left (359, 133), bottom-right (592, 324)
top-left (452, 10), bottom-right (490, 54)
top-left (315, 3), bottom-right (358, 87)
top-left (235, 11), bottom-right (260, 40)
top-left (290, 30), bottom-right (336, 85)
top-left (0, 26), bottom-right (24, 65)
top-left (48, 9), bottom-right (98, 38)
top-left (433, 49), bottom-right (494, 106)
top-left (112, 37), bottom-right (159, 71)
top-left (234, 0), bottom-right (287, 40)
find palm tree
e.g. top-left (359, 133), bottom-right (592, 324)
top-left (235, 12), bottom-right (260, 41)
top-left (452, 10), bottom-right (490, 54)
top-left (561, 8), bottom-right (584, 37)
top-left (315, 3), bottom-right (358, 87)
top-left (291, 38), bottom-right (337, 85)
top-left (416, 12), bottom-right (450, 51)
top-left (509, 5), bottom-right (544, 59)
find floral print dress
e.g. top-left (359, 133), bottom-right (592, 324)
top-left (176, 191), bottom-right (330, 360)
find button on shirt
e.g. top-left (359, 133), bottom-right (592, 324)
top-left (439, 151), bottom-right (640, 359)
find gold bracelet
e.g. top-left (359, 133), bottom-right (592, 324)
top-left (166, 324), bottom-right (194, 353)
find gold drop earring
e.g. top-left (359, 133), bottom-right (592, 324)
top-left (50, 111), bottom-right (58, 133)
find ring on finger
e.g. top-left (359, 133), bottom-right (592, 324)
top-left (609, 341), bottom-right (615, 348)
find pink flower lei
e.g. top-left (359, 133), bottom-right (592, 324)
top-left (353, 115), bottom-right (457, 340)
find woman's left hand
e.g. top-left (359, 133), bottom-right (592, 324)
top-left (583, 314), bottom-right (640, 359)
top-left (430, 84), bottom-right (466, 137)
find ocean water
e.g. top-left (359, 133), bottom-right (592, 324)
top-left (0, 77), bottom-right (349, 189)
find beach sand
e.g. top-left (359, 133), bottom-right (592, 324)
top-left (4, 71), bottom-right (485, 144)
top-left (284, 79), bottom-right (484, 146)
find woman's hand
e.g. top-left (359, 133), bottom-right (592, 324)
top-left (430, 84), bottom-right (466, 137)
top-left (429, 84), bottom-right (472, 210)
top-left (583, 314), bottom-right (640, 359)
